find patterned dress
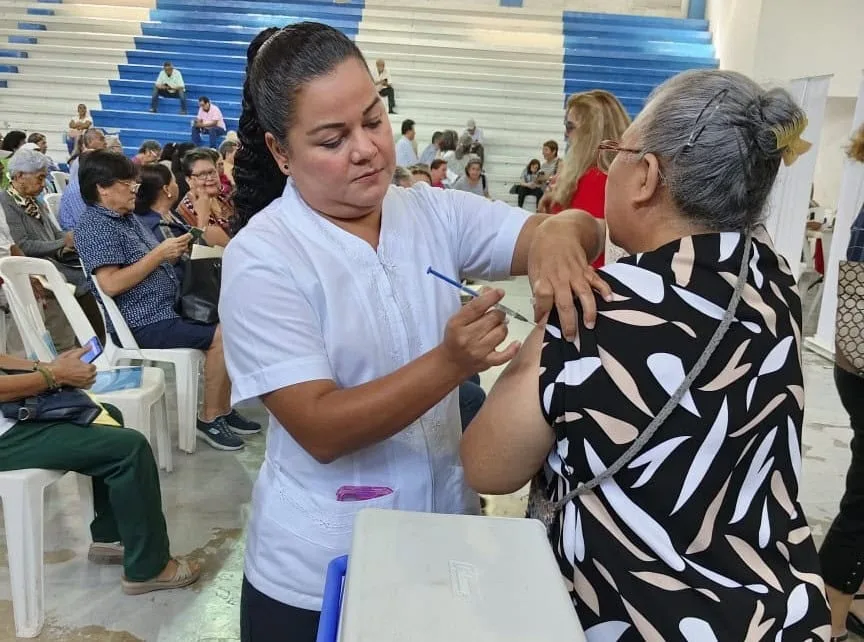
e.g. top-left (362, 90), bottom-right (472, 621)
top-left (538, 230), bottom-right (831, 641)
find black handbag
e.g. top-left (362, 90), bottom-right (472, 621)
top-left (174, 256), bottom-right (221, 324)
top-left (1, 387), bottom-right (101, 425)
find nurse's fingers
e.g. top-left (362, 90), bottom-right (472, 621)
top-left (457, 287), bottom-right (505, 324)
top-left (484, 341), bottom-right (521, 367)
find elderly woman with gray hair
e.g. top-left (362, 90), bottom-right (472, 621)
top-left (0, 148), bottom-right (106, 345)
top-left (461, 69), bottom-right (831, 640)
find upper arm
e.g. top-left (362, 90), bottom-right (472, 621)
top-left (220, 237), bottom-right (333, 409)
top-left (461, 325), bottom-right (554, 494)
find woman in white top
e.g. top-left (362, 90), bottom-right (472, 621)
top-left (452, 157), bottom-right (490, 199)
top-left (221, 23), bottom-right (609, 642)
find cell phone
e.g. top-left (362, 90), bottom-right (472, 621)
top-left (80, 336), bottom-right (103, 364)
top-left (189, 227), bottom-right (205, 241)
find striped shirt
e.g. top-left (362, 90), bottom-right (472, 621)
top-left (849, 203), bottom-right (864, 262)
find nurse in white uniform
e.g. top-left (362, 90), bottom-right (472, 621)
top-left (220, 23), bottom-right (609, 642)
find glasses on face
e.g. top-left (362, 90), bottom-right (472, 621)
top-left (565, 121), bottom-right (576, 135)
top-left (597, 139), bottom-right (643, 170)
top-left (117, 180), bottom-right (140, 193)
top-left (191, 170), bottom-right (218, 180)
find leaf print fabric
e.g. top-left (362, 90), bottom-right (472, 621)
top-left (538, 232), bottom-right (830, 640)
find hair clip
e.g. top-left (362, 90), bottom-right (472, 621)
top-left (772, 115), bottom-right (812, 166)
top-left (683, 88), bottom-right (730, 151)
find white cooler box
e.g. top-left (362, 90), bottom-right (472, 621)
top-left (319, 509), bottom-right (586, 642)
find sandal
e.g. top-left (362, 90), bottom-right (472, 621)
top-left (848, 594), bottom-right (864, 638)
top-left (121, 557), bottom-right (200, 596)
top-left (88, 542), bottom-right (124, 565)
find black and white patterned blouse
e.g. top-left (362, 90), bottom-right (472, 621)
top-left (538, 230), bottom-right (830, 641)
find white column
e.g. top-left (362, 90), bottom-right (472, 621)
top-left (806, 71), bottom-right (864, 357)
top-left (763, 75), bottom-right (833, 281)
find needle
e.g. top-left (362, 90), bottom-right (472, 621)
top-left (426, 266), bottom-right (534, 324)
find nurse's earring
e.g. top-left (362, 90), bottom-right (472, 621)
top-left (282, 163), bottom-right (290, 176)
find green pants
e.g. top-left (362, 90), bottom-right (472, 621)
top-left (0, 406), bottom-right (170, 581)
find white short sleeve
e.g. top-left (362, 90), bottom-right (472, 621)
top-left (413, 184), bottom-right (528, 280)
top-left (220, 232), bottom-right (333, 406)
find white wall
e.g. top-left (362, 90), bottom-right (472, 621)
top-left (814, 97), bottom-right (857, 210)
top-left (751, 0), bottom-right (864, 98)
top-left (705, 0), bottom-right (763, 77)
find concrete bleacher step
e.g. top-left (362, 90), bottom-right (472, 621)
top-left (0, 14), bottom-right (145, 35)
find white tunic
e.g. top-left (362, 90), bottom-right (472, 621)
top-left (220, 180), bottom-right (528, 610)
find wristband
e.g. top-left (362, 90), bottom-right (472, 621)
top-left (31, 360), bottom-right (39, 372)
top-left (36, 365), bottom-right (58, 391)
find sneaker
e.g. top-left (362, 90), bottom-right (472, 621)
top-left (196, 416), bottom-right (244, 451)
top-left (88, 541), bottom-right (123, 565)
top-left (223, 409), bottom-right (262, 435)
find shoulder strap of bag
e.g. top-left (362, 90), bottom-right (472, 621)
top-left (550, 230), bottom-right (753, 511)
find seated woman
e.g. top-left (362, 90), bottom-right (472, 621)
top-left (461, 69), bottom-right (831, 640)
top-left (452, 157), bottom-right (489, 199)
top-left (514, 158), bottom-right (542, 209)
top-left (74, 150), bottom-right (260, 452)
top-left (176, 148), bottom-right (232, 247)
top-left (134, 163), bottom-right (195, 282)
top-left (0, 148), bottom-right (106, 346)
top-left (0, 348), bottom-right (199, 594)
top-left (540, 90), bottom-right (630, 268)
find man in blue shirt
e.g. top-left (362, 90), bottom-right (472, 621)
top-left (74, 150), bottom-right (260, 451)
top-left (59, 128), bottom-right (106, 231)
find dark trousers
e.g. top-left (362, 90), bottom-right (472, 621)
top-left (459, 374), bottom-right (486, 432)
top-left (191, 125), bottom-right (226, 149)
top-left (241, 576), bottom-right (320, 642)
top-left (378, 86), bottom-right (395, 113)
top-left (515, 185), bottom-right (544, 209)
top-left (150, 86), bottom-right (187, 113)
top-left (0, 405), bottom-right (170, 581)
top-left (819, 366), bottom-right (864, 593)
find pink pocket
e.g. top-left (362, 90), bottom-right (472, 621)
top-left (336, 485), bottom-right (394, 502)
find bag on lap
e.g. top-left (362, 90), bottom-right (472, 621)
top-left (174, 250), bottom-right (222, 325)
top-left (0, 385), bottom-right (101, 425)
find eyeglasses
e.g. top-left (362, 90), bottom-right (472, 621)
top-left (597, 140), bottom-right (642, 169)
top-left (565, 120), bottom-right (577, 135)
top-left (117, 180), bottom-right (140, 193)
top-left (191, 170), bottom-right (218, 180)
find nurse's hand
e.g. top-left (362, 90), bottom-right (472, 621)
top-left (440, 287), bottom-right (520, 376)
top-left (528, 210), bottom-right (612, 339)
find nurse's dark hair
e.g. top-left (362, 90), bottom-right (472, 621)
top-left (234, 22), bottom-right (367, 232)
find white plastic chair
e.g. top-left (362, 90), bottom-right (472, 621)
top-left (49, 171), bottom-right (68, 195)
top-left (0, 468), bottom-right (94, 637)
top-left (42, 194), bottom-right (61, 231)
top-left (0, 257), bottom-right (172, 470)
top-left (91, 271), bottom-right (204, 454)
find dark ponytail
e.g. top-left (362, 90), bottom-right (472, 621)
top-left (233, 22), bottom-right (367, 232)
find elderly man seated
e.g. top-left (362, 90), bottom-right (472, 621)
top-left (0, 148), bottom-right (105, 347)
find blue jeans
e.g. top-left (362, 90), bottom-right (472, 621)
top-left (191, 126), bottom-right (226, 149)
top-left (459, 374), bottom-right (486, 432)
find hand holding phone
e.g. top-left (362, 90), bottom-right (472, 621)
top-left (80, 336), bottom-right (103, 364)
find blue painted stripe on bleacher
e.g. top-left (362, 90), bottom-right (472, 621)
top-left (17, 22), bottom-right (47, 30)
top-left (8, 35), bottom-right (38, 44)
top-left (26, 7), bottom-right (55, 15)
top-left (0, 50), bottom-right (28, 58)
top-left (500, 0), bottom-right (523, 6)
top-left (562, 10), bottom-right (717, 119)
top-left (0, 65), bottom-right (19, 72)
top-left (36, 0), bottom-right (63, 3)
top-left (688, 0), bottom-right (706, 19)
top-left (95, 0), bottom-right (365, 144)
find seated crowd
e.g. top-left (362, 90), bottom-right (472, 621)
top-left (0, 34), bottom-right (854, 642)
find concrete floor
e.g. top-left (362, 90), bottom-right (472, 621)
top-left (0, 275), bottom-right (858, 641)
